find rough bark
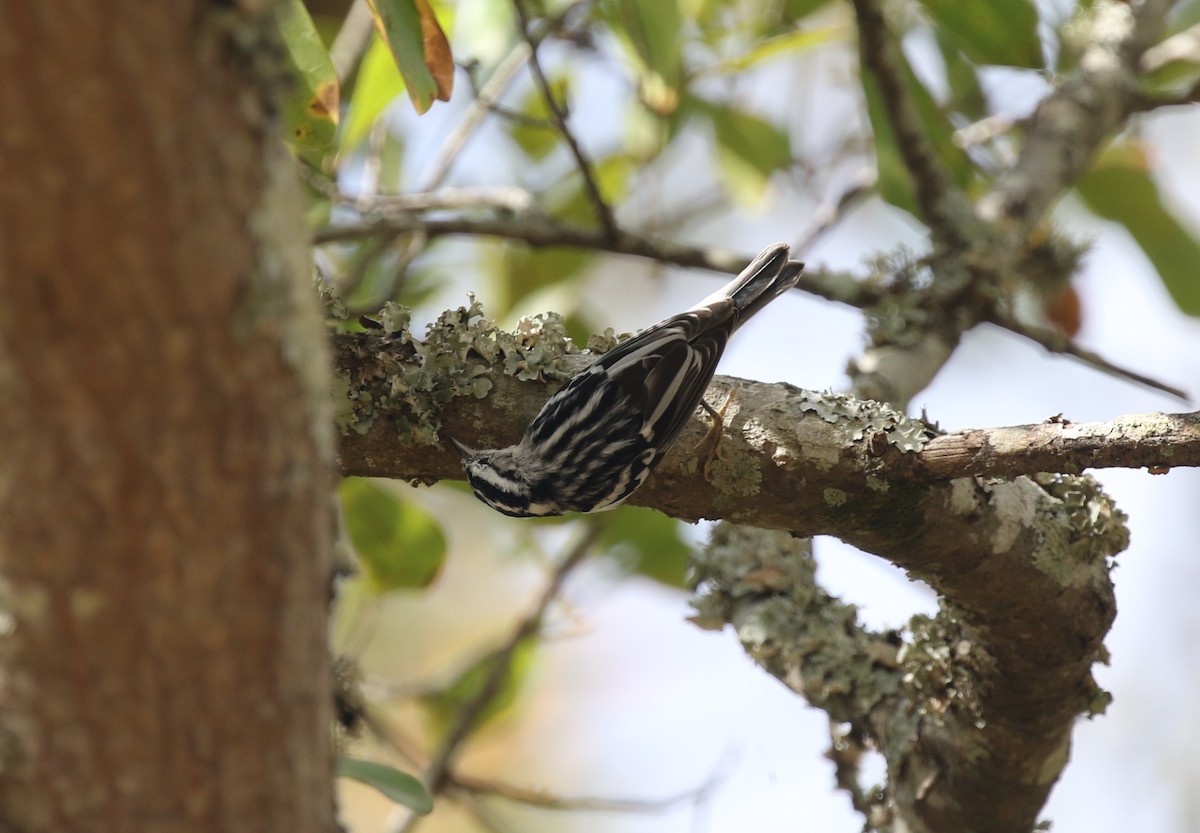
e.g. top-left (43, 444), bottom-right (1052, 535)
top-left (0, 3), bottom-right (335, 832)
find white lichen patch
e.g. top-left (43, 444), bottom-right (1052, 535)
top-left (709, 454), bottom-right (763, 498)
top-left (948, 479), bottom-right (981, 516)
top-left (794, 390), bottom-right (931, 452)
top-left (983, 479), bottom-right (1041, 555)
top-left (1030, 473), bottom-right (1130, 586)
top-left (343, 295), bottom-right (588, 444)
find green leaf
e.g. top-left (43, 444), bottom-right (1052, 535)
top-left (337, 758), bottom-right (433, 813)
top-left (917, 0), bottom-right (1043, 68)
top-left (1076, 142), bottom-right (1200, 317)
top-left (595, 0), bottom-right (684, 114)
top-left (936, 30), bottom-right (986, 121)
top-left (689, 97), bottom-right (791, 207)
top-left (499, 246), bottom-right (596, 315)
top-left (600, 506), bottom-right (690, 587)
top-left (860, 47), bottom-right (974, 216)
top-left (781, 0), bottom-right (837, 23)
top-left (421, 637), bottom-right (537, 734)
top-left (367, 0), bottom-right (453, 114)
top-left (700, 25), bottom-right (850, 75)
top-left (340, 35), bottom-right (406, 150)
top-left (275, 0), bottom-right (340, 152)
top-left (507, 75), bottom-right (571, 161)
top-left (495, 154), bottom-right (634, 311)
top-left (338, 478), bottom-right (447, 591)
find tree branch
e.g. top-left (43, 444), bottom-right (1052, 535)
top-left (316, 212), bottom-right (876, 307)
top-left (918, 411), bottom-right (1200, 479)
top-left (850, 0), bottom-right (972, 243)
top-left (333, 323), bottom-right (1137, 832)
top-left (977, 0), bottom-right (1172, 231)
top-left (511, 0), bottom-right (618, 240)
top-left (334, 332), bottom-right (1192, 522)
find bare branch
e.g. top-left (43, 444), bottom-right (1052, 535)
top-left (316, 211), bottom-right (873, 306)
top-left (511, 0), bottom-right (618, 240)
top-left (850, 0), bottom-right (972, 242)
top-left (420, 45), bottom-right (530, 191)
top-left (985, 316), bottom-right (1190, 402)
top-left (977, 0), bottom-right (1172, 231)
top-left (918, 411), bottom-right (1200, 480)
top-left (420, 523), bottom-right (602, 796)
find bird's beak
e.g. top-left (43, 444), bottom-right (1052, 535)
top-left (448, 436), bottom-right (475, 459)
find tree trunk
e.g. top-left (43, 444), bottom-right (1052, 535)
top-left (0, 3), bottom-right (336, 831)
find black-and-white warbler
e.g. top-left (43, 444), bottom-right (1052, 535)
top-left (452, 243), bottom-right (804, 517)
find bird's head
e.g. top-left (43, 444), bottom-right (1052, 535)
top-left (449, 438), bottom-right (543, 517)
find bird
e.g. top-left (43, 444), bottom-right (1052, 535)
top-left (451, 243), bottom-right (804, 517)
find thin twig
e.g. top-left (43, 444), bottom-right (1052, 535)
top-left (420, 1), bottom-right (589, 192)
top-left (511, 0), bottom-right (619, 241)
top-left (384, 521), bottom-right (606, 833)
top-left (850, 0), bottom-right (970, 242)
top-left (420, 46), bottom-right (532, 191)
top-left (318, 211), bottom-right (1187, 400)
top-left (793, 172), bottom-right (876, 254)
top-left (452, 760), bottom-right (729, 813)
top-left (985, 315), bottom-right (1190, 402)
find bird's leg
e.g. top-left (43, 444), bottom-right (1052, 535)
top-left (695, 385), bottom-right (738, 479)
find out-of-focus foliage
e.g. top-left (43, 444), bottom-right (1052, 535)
top-left (337, 758), bottom-right (434, 813)
top-left (420, 636), bottom-right (538, 734)
top-left (276, 0), bottom-right (340, 152)
top-left (339, 478), bottom-right (447, 590)
top-left (367, 0), bottom-right (455, 113)
top-left (916, 0), bottom-right (1043, 68)
top-left (595, 0), bottom-right (684, 114)
top-left (1076, 142), bottom-right (1200, 317)
top-left (599, 506), bottom-right (692, 587)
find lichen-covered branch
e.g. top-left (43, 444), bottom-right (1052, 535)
top-left (977, 0), bottom-right (1172, 231)
top-left (332, 302), bottom-right (1140, 833)
top-left (692, 500), bottom-right (1120, 833)
top-left (333, 326), bottom-right (1194, 514)
top-left (848, 0), bottom-right (1175, 411)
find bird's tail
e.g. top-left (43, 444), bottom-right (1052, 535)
top-left (718, 242), bottom-right (805, 326)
